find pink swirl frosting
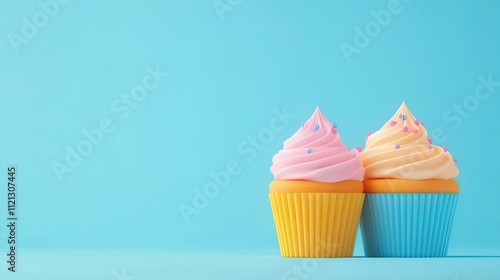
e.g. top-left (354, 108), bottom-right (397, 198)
top-left (270, 107), bottom-right (365, 183)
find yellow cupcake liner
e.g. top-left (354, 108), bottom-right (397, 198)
top-left (269, 192), bottom-right (365, 258)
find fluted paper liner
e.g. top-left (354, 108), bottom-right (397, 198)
top-left (269, 193), bottom-right (365, 258)
top-left (360, 194), bottom-right (458, 257)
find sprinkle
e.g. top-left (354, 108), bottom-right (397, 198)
top-left (331, 123), bottom-right (337, 129)
top-left (395, 144), bottom-right (400, 149)
top-left (427, 138), bottom-right (433, 144)
top-left (414, 120), bottom-right (420, 125)
top-left (400, 114), bottom-right (407, 121)
top-left (413, 128), bottom-right (419, 134)
top-left (314, 123), bottom-right (320, 132)
top-left (453, 159), bottom-right (458, 163)
top-left (443, 146), bottom-right (448, 152)
top-left (367, 132), bottom-right (372, 136)
top-left (390, 120), bottom-right (397, 126)
top-left (356, 146), bottom-right (363, 153)
top-left (301, 123), bottom-right (305, 127)
top-left (429, 146), bottom-right (433, 149)
top-left (420, 122), bottom-right (425, 126)
top-left (403, 126), bottom-right (409, 132)
top-left (307, 148), bottom-right (312, 154)
top-left (331, 128), bottom-right (338, 134)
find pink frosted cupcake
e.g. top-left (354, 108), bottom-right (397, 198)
top-left (269, 107), bottom-right (365, 258)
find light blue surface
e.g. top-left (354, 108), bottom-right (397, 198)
top-left (0, 251), bottom-right (499, 280)
top-left (1, 0), bottom-right (500, 278)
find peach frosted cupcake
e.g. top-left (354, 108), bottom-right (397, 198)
top-left (269, 108), bottom-right (365, 258)
top-left (359, 102), bottom-right (459, 257)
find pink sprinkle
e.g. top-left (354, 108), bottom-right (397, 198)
top-left (331, 128), bottom-right (338, 134)
top-left (413, 129), bottom-right (419, 134)
top-left (367, 132), bottom-right (372, 136)
top-left (443, 146), bottom-right (448, 152)
top-left (356, 146), bottom-right (363, 153)
top-left (427, 138), bottom-right (433, 144)
top-left (453, 159), bottom-right (458, 163)
top-left (390, 120), bottom-right (397, 126)
top-left (403, 126), bottom-right (409, 132)
top-left (414, 120), bottom-right (420, 125)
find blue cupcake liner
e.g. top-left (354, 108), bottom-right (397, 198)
top-left (360, 193), bottom-right (458, 257)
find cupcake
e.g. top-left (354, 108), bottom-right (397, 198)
top-left (359, 102), bottom-right (460, 257)
top-left (269, 107), bottom-right (365, 258)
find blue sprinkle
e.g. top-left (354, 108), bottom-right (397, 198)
top-left (395, 144), bottom-right (400, 149)
top-left (301, 123), bottom-right (305, 128)
top-left (332, 123), bottom-right (337, 129)
top-left (400, 114), bottom-right (407, 121)
top-left (314, 123), bottom-right (320, 132)
top-left (307, 149), bottom-right (312, 154)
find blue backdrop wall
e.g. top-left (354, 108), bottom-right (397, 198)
top-left (1, 0), bottom-right (499, 257)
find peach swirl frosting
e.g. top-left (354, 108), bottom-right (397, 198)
top-left (360, 102), bottom-right (459, 185)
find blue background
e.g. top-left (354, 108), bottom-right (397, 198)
top-left (1, 0), bottom-right (500, 279)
